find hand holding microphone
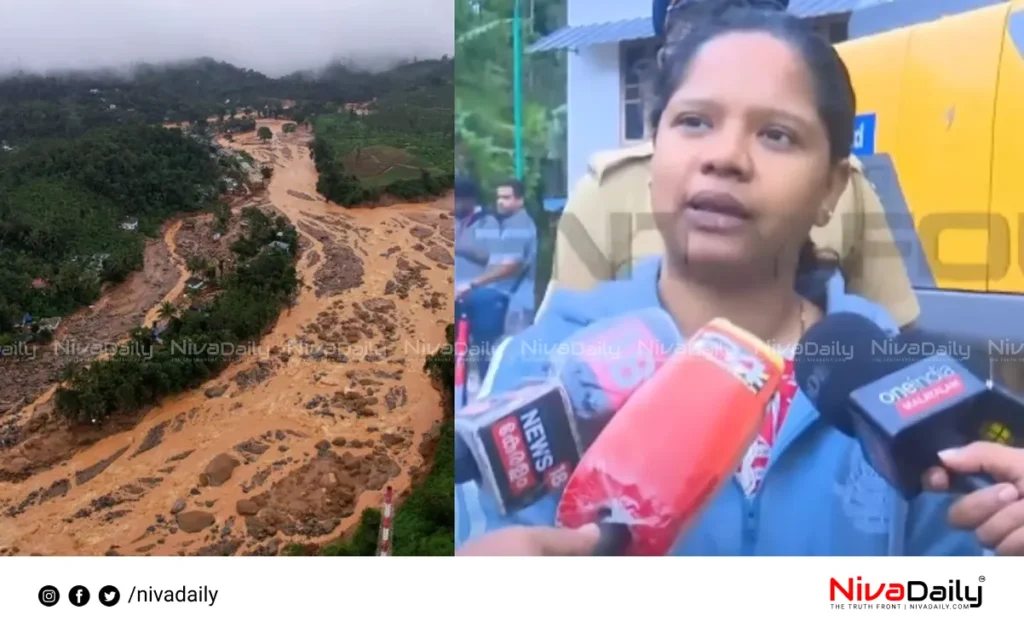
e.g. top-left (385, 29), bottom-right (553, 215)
top-left (795, 312), bottom-right (1024, 554)
top-left (456, 524), bottom-right (602, 556)
top-left (922, 442), bottom-right (1024, 556)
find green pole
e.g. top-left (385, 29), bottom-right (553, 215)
top-left (512, 0), bottom-right (525, 180)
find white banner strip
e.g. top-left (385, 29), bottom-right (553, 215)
top-left (0, 556), bottom-right (1016, 630)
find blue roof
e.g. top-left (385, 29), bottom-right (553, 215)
top-left (528, 0), bottom-right (895, 53)
top-left (528, 17), bottom-right (652, 53)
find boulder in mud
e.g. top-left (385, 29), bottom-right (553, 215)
top-left (236, 499), bottom-right (259, 516)
top-left (205, 385), bottom-right (228, 398)
top-left (200, 453), bottom-right (240, 487)
top-left (177, 510), bottom-right (216, 534)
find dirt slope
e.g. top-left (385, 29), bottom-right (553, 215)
top-left (0, 120), bottom-right (453, 556)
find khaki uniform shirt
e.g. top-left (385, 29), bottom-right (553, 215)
top-left (544, 141), bottom-right (920, 327)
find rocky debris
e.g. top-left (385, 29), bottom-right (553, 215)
top-left (381, 245), bottom-right (401, 258)
top-left (410, 225), bottom-right (434, 240)
top-left (287, 189), bottom-right (315, 201)
top-left (244, 450), bottom-right (400, 542)
top-left (194, 540), bottom-right (243, 556)
top-left (424, 244), bottom-right (453, 266)
top-left (200, 453), bottom-right (240, 487)
top-left (314, 243), bottom-right (365, 298)
top-left (234, 361), bottom-right (275, 391)
top-left (0, 417), bottom-right (21, 449)
top-left (331, 390), bottom-right (378, 417)
top-left (177, 510), bottom-right (216, 534)
top-left (65, 477), bottom-right (163, 523)
top-left (133, 420), bottom-right (170, 457)
top-left (205, 385), bottom-right (229, 399)
top-left (167, 450), bottom-right (194, 463)
top-left (170, 412), bottom-right (188, 433)
top-left (245, 537), bottom-right (282, 556)
top-left (373, 368), bottom-right (404, 381)
top-left (421, 291), bottom-right (447, 312)
top-left (235, 439), bottom-right (269, 460)
top-left (389, 256), bottom-right (430, 299)
top-left (384, 386), bottom-right (408, 411)
top-left (171, 499), bottom-right (187, 514)
top-left (240, 465), bottom-right (274, 494)
top-left (305, 250), bottom-right (321, 267)
top-left (75, 446), bottom-right (129, 485)
top-left (380, 431), bottom-right (412, 450)
top-left (305, 395), bottom-right (327, 410)
top-left (5, 477), bottom-right (71, 518)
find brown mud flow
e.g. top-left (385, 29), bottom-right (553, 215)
top-left (0, 119), bottom-right (454, 556)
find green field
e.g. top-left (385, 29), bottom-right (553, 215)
top-left (312, 103), bottom-right (453, 203)
top-left (340, 145), bottom-right (432, 186)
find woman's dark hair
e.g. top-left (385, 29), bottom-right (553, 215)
top-left (650, 8), bottom-right (855, 302)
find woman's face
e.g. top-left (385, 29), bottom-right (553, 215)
top-left (650, 31), bottom-right (849, 273)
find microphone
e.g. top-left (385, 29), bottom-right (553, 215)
top-left (555, 318), bottom-right (787, 556)
top-left (454, 308), bottom-right (682, 516)
top-left (454, 313), bottom-right (470, 411)
top-left (794, 314), bottom-right (1024, 500)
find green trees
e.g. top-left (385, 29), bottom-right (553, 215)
top-left (0, 126), bottom-right (220, 335)
top-left (310, 88), bottom-right (455, 207)
top-left (54, 208), bottom-right (299, 423)
top-left (0, 57), bottom-right (454, 146)
top-left (257, 126), bottom-right (273, 142)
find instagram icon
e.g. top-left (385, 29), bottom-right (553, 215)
top-left (38, 585), bottom-right (60, 607)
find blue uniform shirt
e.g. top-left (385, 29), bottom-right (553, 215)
top-left (455, 256), bottom-right (984, 556)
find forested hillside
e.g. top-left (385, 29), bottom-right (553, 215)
top-left (310, 58), bottom-right (454, 206)
top-left (0, 125), bottom-right (222, 336)
top-left (0, 56), bottom-right (453, 145)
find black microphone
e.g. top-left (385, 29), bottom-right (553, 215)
top-left (795, 314), bottom-right (1023, 499)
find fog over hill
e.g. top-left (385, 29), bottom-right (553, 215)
top-left (0, 0), bottom-right (453, 78)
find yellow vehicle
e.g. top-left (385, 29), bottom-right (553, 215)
top-left (837, 0), bottom-right (1024, 374)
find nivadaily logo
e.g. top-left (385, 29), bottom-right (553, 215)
top-left (830, 576), bottom-right (985, 610)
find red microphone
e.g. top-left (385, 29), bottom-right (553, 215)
top-left (454, 314), bottom-right (470, 410)
top-left (555, 318), bottom-right (785, 555)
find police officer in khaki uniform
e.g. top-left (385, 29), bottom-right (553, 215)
top-left (545, 0), bottom-right (920, 328)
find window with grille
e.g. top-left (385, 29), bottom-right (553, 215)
top-left (620, 39), bottom-right (659, 144)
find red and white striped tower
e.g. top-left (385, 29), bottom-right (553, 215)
top-left (376, 486), bottom-right (393, 556)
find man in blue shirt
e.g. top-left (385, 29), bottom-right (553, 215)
top-left (456, 179), bottom-right (538, 377)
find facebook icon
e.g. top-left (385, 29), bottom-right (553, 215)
top-left (851, 112), bottom-right (877, 156)
top-left (69, 585), bottom-right (90, 607)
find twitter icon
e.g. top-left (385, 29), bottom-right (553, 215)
top-left (99, 585), bottom-right (120, 607)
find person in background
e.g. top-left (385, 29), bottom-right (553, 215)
top-left (455, 178), bottom-right (538, 377)
top-left (542, 0), bottom-right (920, 330)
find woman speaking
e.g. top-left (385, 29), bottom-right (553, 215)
top-left (455, 9), bottom-right (1023, 556)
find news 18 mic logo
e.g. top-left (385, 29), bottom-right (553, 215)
top-left (829, 576), bottom-right (985, 610)
top-left (491, 410), bottom-right (570, 496)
